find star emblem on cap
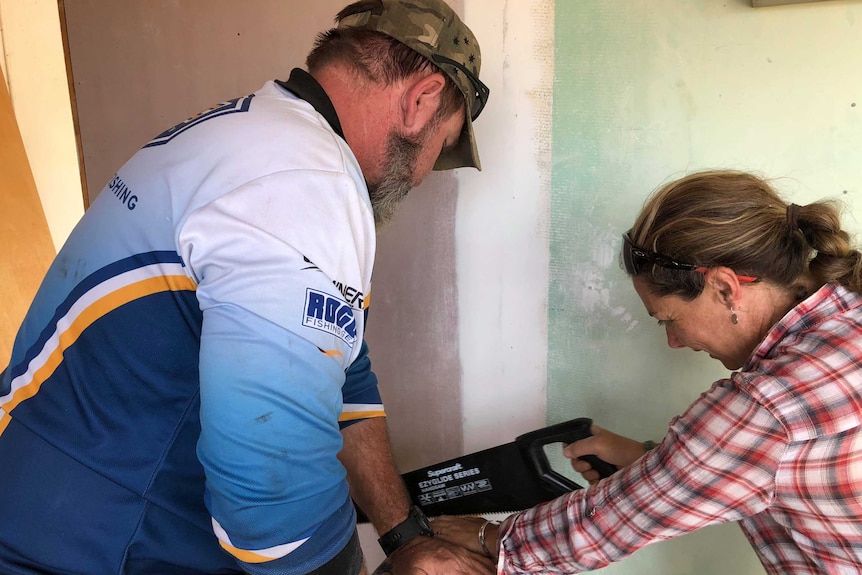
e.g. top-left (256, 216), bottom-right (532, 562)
top-left (453, 37), bottom-right (460, 46)
top-left (469, 54), bottom-right (475, 64)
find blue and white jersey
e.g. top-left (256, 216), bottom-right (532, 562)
top-left (0, 78), bottom-right (383, 575)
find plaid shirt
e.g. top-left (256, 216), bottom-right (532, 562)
top-left (498, 283), bottom-right (862, 574)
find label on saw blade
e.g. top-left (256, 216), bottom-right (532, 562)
top-left (402, 441), bottom-right (553, 516)
top-left (415, 463), bottom-right (493, 506)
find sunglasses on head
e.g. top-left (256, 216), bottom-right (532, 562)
top-left (432, 54), bottom-right (490, 121)
top-left (622, 231), bottom-right (760, 283)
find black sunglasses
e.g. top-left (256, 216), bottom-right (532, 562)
top-left (621, 232), bottom-right (760, 283)
top-left (622, 232), bottom-right (698, 275)
top-left (432, 54), bottom-right (490, 121)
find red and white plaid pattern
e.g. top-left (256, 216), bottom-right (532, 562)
top-left (498, 284), bottom-right (862, 574)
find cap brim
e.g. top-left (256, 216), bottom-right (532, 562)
top-left (433, 115), bottom-right (481, 171)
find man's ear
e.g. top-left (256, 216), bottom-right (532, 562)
top-left (704, 266), bottom-right (743, 307)
top-left (400, 72), bottom-right (446, 131)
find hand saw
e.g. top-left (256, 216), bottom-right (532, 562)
top-left (391, 417), bottom-right (617, 518)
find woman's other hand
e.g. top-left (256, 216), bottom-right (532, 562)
top-left (563, 424), bottom-right (650, 485)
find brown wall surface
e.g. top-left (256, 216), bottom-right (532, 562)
top-left (0, 67), bottom-right (56, 363)
top-left (62, 0), bottom-right (464, 469)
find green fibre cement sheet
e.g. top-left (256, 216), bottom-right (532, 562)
top-left (542, 1), bottom-right (807, 573)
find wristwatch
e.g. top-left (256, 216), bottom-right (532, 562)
top-left (377, 505), bottom-right (434, 556)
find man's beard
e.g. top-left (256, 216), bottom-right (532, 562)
top-left (367, 122), bottom-right (435, 229)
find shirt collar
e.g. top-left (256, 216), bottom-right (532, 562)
top-left (276, 68), bottom-right (345, 140)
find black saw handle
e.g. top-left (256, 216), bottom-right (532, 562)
top-left (516, 417), bottom-right (617, 494)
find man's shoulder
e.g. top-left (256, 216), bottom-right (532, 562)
top-left (247, 80), bottom-right (361, 178)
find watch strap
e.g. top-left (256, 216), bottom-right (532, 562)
top-left (377, 505), bottom-right (434, 556)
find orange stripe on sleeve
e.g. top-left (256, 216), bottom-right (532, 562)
top-left (338, 410), bottom-right (386, 422)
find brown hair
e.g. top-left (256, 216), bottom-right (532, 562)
top-left (628, 170), bottom-right (862, 299)
top-left (306, 2), bottom-right (463, 121)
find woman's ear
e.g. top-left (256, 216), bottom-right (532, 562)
top-left (400, 72), bottom-right (446, 131)
top-left (704, 266), bottom-right (743, 307)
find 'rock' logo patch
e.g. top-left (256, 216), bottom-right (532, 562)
top-left (303, 289), bottom-right (356, 345)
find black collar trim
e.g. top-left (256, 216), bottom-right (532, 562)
top-left (276, 68), bottom-right (345, 140)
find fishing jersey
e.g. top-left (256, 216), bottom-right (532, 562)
top-left (0, 72), bottom-right (384, 575)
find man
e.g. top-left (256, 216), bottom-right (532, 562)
top-left (0, 1), bottom-right (491, 574)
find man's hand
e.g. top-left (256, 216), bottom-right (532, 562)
top-left (562, 424), bottom-right (647, 485)
top-left (371, 535), bottom-right (494, 575)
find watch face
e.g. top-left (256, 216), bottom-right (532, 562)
top-left (413, 506), bottom-right (433, 534)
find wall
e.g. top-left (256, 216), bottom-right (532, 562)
top-left (458, 0), bottom-right (553, 452)
top-left (546, 1), bottom-right (862, 573)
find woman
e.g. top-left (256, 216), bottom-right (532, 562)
top-left (433, 170), bottom-right (862, 574)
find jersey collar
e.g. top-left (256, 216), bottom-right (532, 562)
top-left (276, 68), bottom-right (345, 140)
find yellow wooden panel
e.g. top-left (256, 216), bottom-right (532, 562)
top-left (0, 67), bottom-right (56, 364)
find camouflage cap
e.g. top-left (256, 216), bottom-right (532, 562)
top-left (337, 0), bottom-right (488, 171)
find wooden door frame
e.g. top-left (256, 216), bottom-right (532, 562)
top-left (57, 0), bottom-right (90, 209)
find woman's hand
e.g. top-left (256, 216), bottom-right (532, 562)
top-left (562, 424), bottom-right (649, 485)
top-left (429, 515), bottom-right (498, 559)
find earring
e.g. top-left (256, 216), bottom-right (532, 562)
top-left (730, 308), bottom-right (739, 325)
